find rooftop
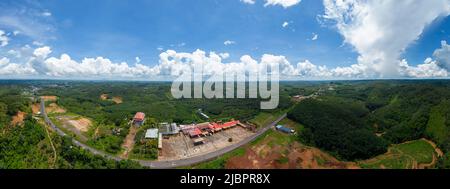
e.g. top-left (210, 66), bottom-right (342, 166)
top-left (145, 129), bottom-right (159, 139)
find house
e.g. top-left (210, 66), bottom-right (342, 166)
top-left (133, 112), bottom-right (145, 126)
top-left (275, 125), bottom-right (295, 134)
top-left (145, 129), bottom-right (159, 139)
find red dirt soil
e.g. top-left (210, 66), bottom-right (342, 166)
top-left (226, 142), bottom-right (359, 169)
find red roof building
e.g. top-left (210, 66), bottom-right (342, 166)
top-left (134, 112), bottom-right (145, 122)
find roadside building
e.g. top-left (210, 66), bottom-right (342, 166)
top-left (133, 112), bottom-right (145, 126)
top-left (160, 122), bottom-right (180, 136)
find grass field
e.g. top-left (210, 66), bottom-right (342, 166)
top-left (188, 148), bottom-right (246, 169)
top-left (359, 139), bottom-right (436, 169)
top-left (249, 111), bottom-right (286, 127)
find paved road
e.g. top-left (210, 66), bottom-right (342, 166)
top-left (40, 99), bottom-right (286, 168)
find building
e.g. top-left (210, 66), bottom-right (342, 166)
top-left (275, 125), bottom-right (295, 134)
top-left (145, 128), bottom-right (159, 139)
top-left (133, 112), bottom-right (145, 126)
top-left (193, 138), bottom-right (205, 146)
top-left (160, 122), bottom-right (180, 135)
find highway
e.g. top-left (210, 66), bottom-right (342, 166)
top-left (40, 99), bottom-right (287, 168)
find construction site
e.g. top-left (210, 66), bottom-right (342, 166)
top-left (157, 120), bottom-right (254, 161)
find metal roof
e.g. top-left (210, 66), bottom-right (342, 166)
top-left (145, 129), bottom-right (159, 139)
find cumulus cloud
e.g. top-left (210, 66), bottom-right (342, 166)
top-left (264, 0), bottom-right (301, 8)
top-left (219, 53), bottom-right (230, 59)
top-left (0, 30), bottom-right (9, 47)
top-left (241, 0), bottom-right (256, 4)
top-left (433, 40), bottom-right (450, 70)
top-left (33, 46), bottom-right (52, 59)
top-left (322, 0), bottom-right (450, 77)
top-left (0, 44), bottom-right (449, 79)
top-left (224, 40), bottom-right (236, 46)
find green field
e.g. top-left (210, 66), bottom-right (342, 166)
top-left (360, 139), bottom-right (436, 169)
top-left (249, 111), bottom-right (286, 127)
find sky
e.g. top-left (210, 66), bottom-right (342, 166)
top-left (0, 0), bottom-right (450, 80)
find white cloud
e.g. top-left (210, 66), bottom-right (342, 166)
top-left (224, 40), bottom-right (236, 46)
top-left (135, 57), bottom-right (141, 64)
top-left (0, 57), bottom-right (9, 67)
top-left (219, 53), bottom-right (230, 59)
top-left (282, 21), bottom-right (289, 28)
top-left (42, 12), bottom-right (52, 17)
top-left (399, 58), bottom-right (448, 78)
top-left (33, 46), bottom-right (52, 59)
top-left (0, 30), bottom-right (9, 47)
top-left (433, 40), bottom-right (450, 70)
top-left (311, 33), bottom-right (318, 41)
top-left (1, 45), bottom-right (448, 79)
top-left (241, 0), bottom-right (256, 4)
top-left (322, 0), bottom-right (450, 78)
top-left (264, 0), bottom-right (301, 8)
top-left (32, 41), bottom-right (44, 46)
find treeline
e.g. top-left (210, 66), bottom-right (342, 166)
top-left (288, 98), bottom-right (388, 160)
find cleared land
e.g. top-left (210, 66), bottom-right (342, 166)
top-left (121, 125), bottom-right (138, 158)
top-left (41, 96), bottom-right (58, 101)
top-left (225, 128), bottom-right (358, 169)
top-left (53, 115), bottom-right (92, 142)
top-left (112, 96), bottom-right (123, 104)
top-left (100, 93), bottom-right (123, 104)
top-left (160, 126), bottom-right (254, 161)
top-left (11, 111), bottom-right (26, 126)
top-left (32, 103), bottom-right (40, 114)
top-left (46, 103), bottom-right (66, 114)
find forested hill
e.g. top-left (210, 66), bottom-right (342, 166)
top-left (288, 81), bottom-right (450, 166)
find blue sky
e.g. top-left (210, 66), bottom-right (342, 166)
top-left (1, 0), bottom-right (450, 79)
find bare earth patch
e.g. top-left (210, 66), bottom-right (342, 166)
top-left (67, 118), bottom-right (92, 132)
top-left (46, 103), bottom-right (66, 114)
top-left (121, 126), bottom-right (138, 159)
top-left (226, 137), bottom-right (358, 169)
top-left (100, 94), bottom-right (123, 104)
top-left (112, 96), bottom-right (123, 104)
top-left (32, 103), bottom-right (40, 114)
top-left (11, 111), bottom-right (26, 126)
top-left (100, 94), bottom-right (109, 100)
top-left (41, 96), bottom-right (57, 101)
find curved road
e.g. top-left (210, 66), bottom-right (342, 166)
top-left (41, 100), bottom-right (286, 168)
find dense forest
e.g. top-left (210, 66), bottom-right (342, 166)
top-left (288, 80), bottom-right (450, 164)
top-left (39, 82), bottom-right (292, 125)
